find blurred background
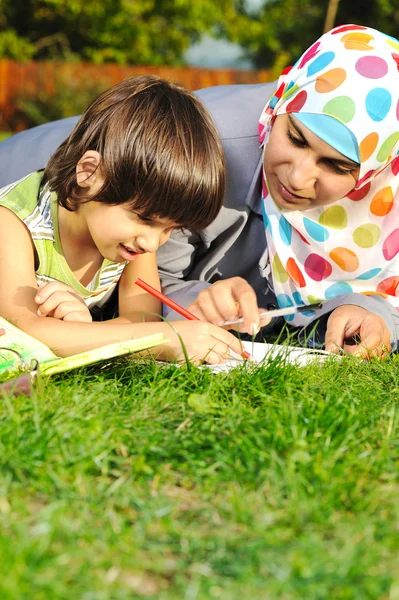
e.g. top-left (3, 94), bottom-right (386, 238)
top-left (0, 0), bottom-right (398, 135)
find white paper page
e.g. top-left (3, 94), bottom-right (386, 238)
top-left (208, 341), bottom-right (334, 373)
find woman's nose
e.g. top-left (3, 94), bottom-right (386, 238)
top-left (288, 156), bottom-right (317, 191)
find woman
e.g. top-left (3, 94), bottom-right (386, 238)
top-left (189, 24), bottom-right (399, 359)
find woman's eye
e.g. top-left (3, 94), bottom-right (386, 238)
top-left (325, 161), bottom-right (353, 175)
top-left (287, 130), bottom-right (306, 147)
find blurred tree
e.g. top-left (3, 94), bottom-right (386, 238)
top-left (0, 0), bottom-right (237, 64)
top-left (223, 0), bottom-right (399, 72)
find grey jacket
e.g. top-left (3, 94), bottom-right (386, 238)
top-left (0, 82), bottom-right (397, 348)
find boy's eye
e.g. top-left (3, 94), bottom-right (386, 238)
top-left (287, 130), bottom-right (307, 148)
top-left (137, 215), bottom-right (153, 224)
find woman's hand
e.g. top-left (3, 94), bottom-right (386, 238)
top-left (159, 319), bottom-right (249, 365)
top-left (35, 282), bottom-right (92, 323)
top-left (187, 277), bottom-right (271, 335)
top-left (325, 305), bottom-right (391, 359)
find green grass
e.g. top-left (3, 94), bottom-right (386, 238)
top-left (0, 132), bottom-right (11, 142)
top-left (0, 353), bottom-right (398, 599)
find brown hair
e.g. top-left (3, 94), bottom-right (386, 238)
top-left (44, 75), bottom-right (225, 230)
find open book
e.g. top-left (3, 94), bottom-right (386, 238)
top-left (0, 316), bottom-right (168, 378)
top-left (208, 340), bottom-right (335, 373)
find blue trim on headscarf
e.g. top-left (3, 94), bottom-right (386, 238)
top-left (294, 113), bottom-right (360, 163)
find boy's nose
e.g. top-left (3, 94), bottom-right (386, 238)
top-left (137, 234), bottom-right (161, 254)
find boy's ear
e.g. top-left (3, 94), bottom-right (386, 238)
top-left (76, 151), bottom-right (103, 189)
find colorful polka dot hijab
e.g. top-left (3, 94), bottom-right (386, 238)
top-left (258, 24), bottom-right (399, 326)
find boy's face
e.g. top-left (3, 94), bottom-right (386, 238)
top-left (81, 201), bottom-right (178, 263)
top-left (263, 114), bottom-right (360, 211)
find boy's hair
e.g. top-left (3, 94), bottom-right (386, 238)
top-left (44, 75), bottom-right (225, 230)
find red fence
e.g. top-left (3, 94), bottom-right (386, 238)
top-left (0, 59), bottom-right (271, 130)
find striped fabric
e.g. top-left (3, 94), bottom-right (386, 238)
top-left (0, 172), bottom-right (126, 309)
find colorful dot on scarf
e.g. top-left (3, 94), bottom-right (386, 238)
top-left (303, 217), bottom-right (329, 241)
top-left (279, 216), bottom-right (292, 245)
top-left (286, 257), bottom-right (306, 287)
top-left (298, 41), bottom-right (321, 68)
top-left (353, 224), bottom-right (381, 247)
top-left (382, 229), bottom-right (399, 260)
top-left (376, 132), bottom-right (399, 162)
top-left (370, 186), bottom-right (394, 216)
top-left (325, 282), bottom-right (353, 298)
top-left (347, 182), bottom-right (371, 201)
top-left (359, 133), bottom-right (379, 162)
top-left (322, 96), bottom-right (356, 123)
top-left (319, 206), bottom-right (348, 229)
top-left (286, 90), bottom-right (308, 113)
top-left (340, 32), bottom-right (374, 51)
top-left (377, 275), bottom-right (399, 296)
top-left (304, 254), bottom-right (333, 281)
top-left (391, 156), bottom-right (399, 175)
top-left (329, 247), bottom-right (359, 272)
top-left (272, 253), bottom-right (289, 283)
top-left (315, 68), bottom-right (346, 93)
top-left (307, 51), bottom-right (335, 77)
top-left (365, 88), bottom-right (392, 121)
top-left (275, 293), bottom-right (295, 321)
top-left (356, 268), bottom-right (382, 280)
top-left (355, 56), bottom-right (388, 78)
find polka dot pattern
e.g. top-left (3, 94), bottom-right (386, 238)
top-left (329, 247), bottom-right (359, 272)
top-left (353, 224), bottom-right (380, 248)
top-left (356, 268), bottom-right (382, 280)
top-left (279, 216), bottom-right (292, 245)
top-left (303, 217), bottom-right (329, 241)
top-left (286, 257), bottom-right (306, 287)
top-left (258, 24), bottom-right (399, 324)
top-left (377, 276), bottom-right (399, 296)
top-left (370, 186), bottom-right (394, 216)
top-left (359, 133), bottom-right (379, 162)
top-left (323, 96), bottom-right (356, 123)
top-left (325, 282), bottom-right (353, 298)
top-left (315, 68), bottom-right (346, 93)
top-left (355, 56), bottom-right (388, 78)
top-left (307, 51), bottom-right (335, 76)
top-left (365, 88), bottom-right (392, 121)
top-left (382, 229), bottom-right (399, 260)
top-left (376, 132), bottom-right (399, 162)
top-left (304, 254), bottom-right (332, 281)
top-left (319, 206), bottom-right (347, 229)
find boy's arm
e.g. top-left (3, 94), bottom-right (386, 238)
top-left (115, 253), bottom-right (162, 322)
top-left (0, 208), bottom-right (245, 362)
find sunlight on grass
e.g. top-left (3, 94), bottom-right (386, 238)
top-left (0, 355), bottom-right (398, 598)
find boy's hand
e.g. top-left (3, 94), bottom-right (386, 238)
top-left (187, 277), bottom-right (271, 335)
top-left (35, 282), bottom-right (92, 323)
top-left (325, 305), bottom-right (391, 359)
top-left (160, 320), bottom-right (249, 365)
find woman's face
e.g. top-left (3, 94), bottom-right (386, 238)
top-left (263, 114), bottom-right (360, 211)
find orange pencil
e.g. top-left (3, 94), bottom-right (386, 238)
top-left (135, 278), bottom-right (251, 360)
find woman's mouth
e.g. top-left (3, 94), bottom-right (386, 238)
top-left (277, 179), bottom-right (312, 207)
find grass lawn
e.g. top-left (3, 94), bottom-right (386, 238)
top-left (0, 352), bottom-right (398, 599)
top-left (0, 132), bottom-right (11, 142)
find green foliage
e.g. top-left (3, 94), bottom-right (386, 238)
top-left (224, 0), bottom-right (399, 70)
top-left (16, 70), bottom-right (110, 127)
top-left (0, 354), bottom-right (398, 597)
top-left (0, 0), bottom-right (237, 65)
